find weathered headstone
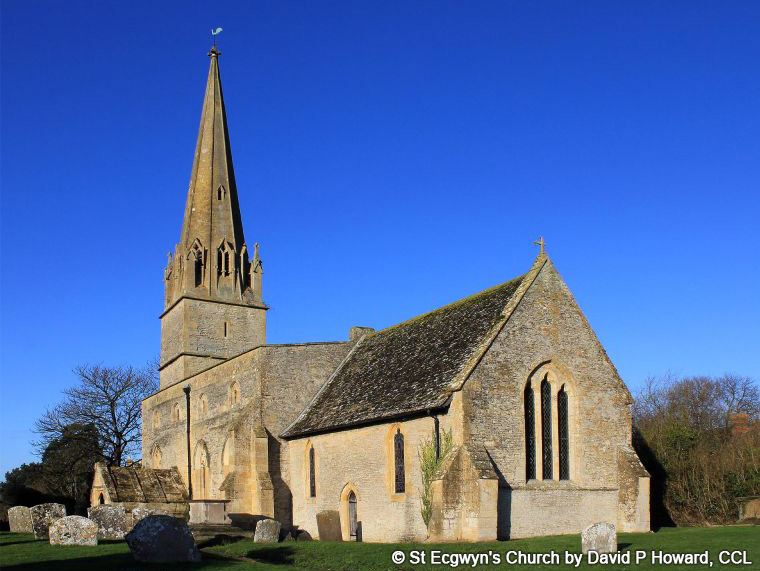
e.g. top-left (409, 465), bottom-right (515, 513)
top-left (49, 516), bottom-right (98, 546)
top-left (253, 518), bottom-right (281, 543)
top-left (87, 504), bottom-right (128, 540)
top-left (130, 506), bottom-right (169, 526)
top-left (125, 515), bottom-right (200, 563)
top-left (295, 529), bottom-right (313, 541)
top-left (8, 506), bottom-right (33, 533)
top-left (316, 510), bottom-right (342, 541)
top-left (30, 503), bottom-right (66, 540)
top-left (581, 522), bottom-right (617, 554)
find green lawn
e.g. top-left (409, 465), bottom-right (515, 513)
top-left (1, 526), bottom-right (758, 570)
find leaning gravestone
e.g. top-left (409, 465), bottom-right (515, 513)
top-left (253, 518), bottom-right (281, 543)
top-left (125, 515), bottom-right (200, 563)
top-left (581, 522), bottom-right (617, 554)
top-left (49, 516), bottom-right (98, 546)
top-left (30, 503), bottom-right (66, 540)
top-left (316, 510), bottom-right (342, 541)
top-left (8, 506), bottom-right (33, 533)
top-left (88, 504), bottom-right (128, 540)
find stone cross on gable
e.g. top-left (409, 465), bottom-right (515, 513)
top-left (534, 236), bottom-right (546, 254)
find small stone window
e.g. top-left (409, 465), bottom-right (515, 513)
top-left (217, 185), bottom-right (226, 200)
top-left (394, 429), bottom-right (405, 493)
top-left (309, 445), bottom-right (316, 498)
top-left (541, 377), bottom-right (553, 480)
top-left (152, 411), bottom-right (160, 430)
top-left (558, 386), bottom-right (570, 480)
top-left (198, 393), bottom-right (208, 418)
top-left (524, 384), bottom-right (536, 480)
top-left (172, 403), bottom-right (181, 423)
top-left (228, 381), bottom-right (240, 406)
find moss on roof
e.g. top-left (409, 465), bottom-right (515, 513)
top-left (283, 275), bottom-right (525, 438)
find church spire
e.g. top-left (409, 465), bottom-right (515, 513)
top-left (164, 46), bottom-right (260, 307)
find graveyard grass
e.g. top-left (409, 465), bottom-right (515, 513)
top-left (1, 526), bottom-right (758, 570)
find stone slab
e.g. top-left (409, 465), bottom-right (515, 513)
top-left (581, 522), bottom-right (617, 554)
top-left (49, 516), bottom-right (98, 546)
top-left (8, 506), bottom-right (33, 533)
top-left (316, 510), bottom-right (342, 541)
top-left (30, 503), bottom-right (66, 540)
top-left (88, 504), bottom-right (128, 540)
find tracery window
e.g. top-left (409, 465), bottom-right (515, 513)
top-left (524, 384), bottom-right (536, 480)
top-left (394, 429), bottom-right (405, 493)
top-left (541, 377), bottom-right (553, 480)
top-left (525, 366), bottom-right (576, 482)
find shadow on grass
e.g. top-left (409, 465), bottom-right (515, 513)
top-left (246, 546), bottom-right (296, 565)
top-left (0, 539), bottom-right (39, 547)
top-left (618, 542), bottom-right (633, 551)
top-left (2, 552), bottom-right (242, 571)
top-left (198, 534), bottom-right (248, 548)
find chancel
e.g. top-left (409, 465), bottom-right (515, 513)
top-left (125, 47), bottom-right (651, 542)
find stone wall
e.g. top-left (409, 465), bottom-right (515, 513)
top-left (143, 341), bottom-right (350, 523)
top-left (459, 259), bottom-right (649, 537)
top-left (289, 415), bottom-right (448, 542)
top-left (159, 298), bottom-right (266, 388)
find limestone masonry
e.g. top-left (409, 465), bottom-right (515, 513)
top-left (126, 47), bottom-right (650, 541)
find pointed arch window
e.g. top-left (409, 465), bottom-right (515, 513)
top-left (217, 185), bottom-right (226, 200)
top-left (228, 382), bottom-right (240, 406)
top-left (558, 386), bottom-right (570, 480)
top-left (524, 384), bottom-right (536, 480)
top-left (541, 377), bottom-right (553, 480)
top-left (217, 242), bottom-right (232, 277)
top-left (394, 429), bottom-right (405, 493)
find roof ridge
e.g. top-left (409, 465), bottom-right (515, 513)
top-left (370, 275), bottom-right (527, 337)
top-left (447, 253), bottom-right (549, 394)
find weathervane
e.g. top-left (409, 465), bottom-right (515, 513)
top-left (534, 236), bottom-right (545, 254)
top-left (211, 27), bottom-right (223, 47)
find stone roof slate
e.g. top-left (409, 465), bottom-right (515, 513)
top-left (282, 275), bottom-right (525, 438)
top-left (97, 463), bottom-right (188, 503)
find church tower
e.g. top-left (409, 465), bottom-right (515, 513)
top-left (160, 47), bottom-right (266, 388)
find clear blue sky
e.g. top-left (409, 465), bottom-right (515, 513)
top-left (1, 1), bottom-right (759, 475)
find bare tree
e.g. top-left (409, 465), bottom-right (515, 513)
top-left (35, 363), bottom-right (159, 466)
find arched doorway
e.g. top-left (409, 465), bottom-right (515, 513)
top-left (339, 484), bottom-right (361, 541)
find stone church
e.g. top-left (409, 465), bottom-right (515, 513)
top-left (140, 47), bottom-right (650, 542)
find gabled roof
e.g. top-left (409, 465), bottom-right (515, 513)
top-left (282, 256), bottom-right (547, 438)
top-left (95, 462), bottom-right (188, 504)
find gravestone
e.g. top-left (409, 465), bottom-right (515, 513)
top-left (296, 529), bottom-right (313, 541)
top-left (316, 510), bottom-right (342, 541)
top-left (131, 506), bottom-right (169, 525)
top-left (8, 506), bottom-right (33, 533)
top-left (125, 515), bottom-right (200, 563)
top-left (49, 516), bottom-right (98, 546)
top-left (30, 503), bottom-right (66, 540)
top-left (581, 522), bottom-right (617, 554)
top-left (88, 504), bottom-right (128, 540)
top-left (253, 518), bottom-right (281, 543)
